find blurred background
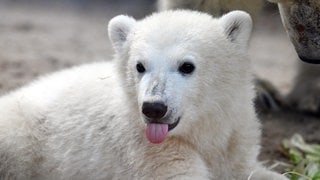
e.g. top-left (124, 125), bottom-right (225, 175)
top-left (0, 0), bottom-right (157, 93)
top-left (0, 0), bottom-right (318, 172)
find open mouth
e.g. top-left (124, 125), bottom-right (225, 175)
top-left (145, 117), bottom-right (180, 144)
top-left (168, 117), bottom-right (180, 131)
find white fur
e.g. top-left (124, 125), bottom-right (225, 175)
top-left (0, 10), bottom-right (287, 180)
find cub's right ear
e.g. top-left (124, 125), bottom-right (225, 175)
top-left (108, 15), bottom-right (136, 53)
top-left (220, 11), bottom-right (252, 49)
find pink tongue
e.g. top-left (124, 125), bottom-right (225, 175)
top-left (145, 123), bottom-right (168, 144)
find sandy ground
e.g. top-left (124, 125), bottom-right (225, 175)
top-left (0, 0), bottom-right (319, 173)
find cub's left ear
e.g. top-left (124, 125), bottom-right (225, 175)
top-left (108, 15), bottom-right (136, 53)
top-left (220, 11), bottom-right (252, 48)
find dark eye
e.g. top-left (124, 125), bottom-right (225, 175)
top-left (136, 62), bottom-right (146, 73)
top-left (178, 62), bottom-right (195, 74)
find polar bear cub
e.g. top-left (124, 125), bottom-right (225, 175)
top-left (0, 10), bottom-right (287, 179)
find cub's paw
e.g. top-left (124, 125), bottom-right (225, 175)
top-left (248, 168), bottom-right (288, 180)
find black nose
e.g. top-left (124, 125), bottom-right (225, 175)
top-left (142, 102), bottom-right (167, 119)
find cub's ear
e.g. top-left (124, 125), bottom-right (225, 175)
top-left (219, 11), bottom-right (252, 48)
top-left (108, 15), bottom-right (136, 53)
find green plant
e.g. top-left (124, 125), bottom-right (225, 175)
top-left (281, 134), bottom-right (320, 180)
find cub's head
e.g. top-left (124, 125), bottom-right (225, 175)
top-left (108, 10), bottom-right (253, 144)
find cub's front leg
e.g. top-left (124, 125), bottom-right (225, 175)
top-left (133, 141), bottom-right (210, 180)
top-left (153, 155), bottom-right (210, 180)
